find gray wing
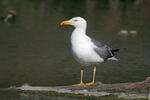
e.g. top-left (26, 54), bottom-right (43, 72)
top-left (91, 38), bottom-right (113, 61)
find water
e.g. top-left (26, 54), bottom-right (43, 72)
top-left (0, 0), bottom-right (150, 99)
top-left (0, 91), bottom-right (85, 100)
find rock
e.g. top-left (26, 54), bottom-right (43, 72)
top-left (144, 77), bottom-right (150, 83)
top-left (1, 10), bottom-right (16, 24)
top-left (118, 30), bottom-right (137, 37)
top-left (14, 77), bottom-right (150, 99)
top-left (118, 30), bottom-right (129, 36)
top-left (129, 30), bottom-right (137, 37)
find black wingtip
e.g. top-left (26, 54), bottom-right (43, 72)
top-left (110, 47), bottom-right (127, 56)
top-left (111, 48), bottom-right (120, 52)
top-left (112, 47), bottom-right (127, 52)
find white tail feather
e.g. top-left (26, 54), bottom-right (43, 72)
top-left (108, 57), bottom-right (118, 61)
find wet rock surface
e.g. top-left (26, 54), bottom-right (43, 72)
top-left (14, 77), bottom-right (150, 99)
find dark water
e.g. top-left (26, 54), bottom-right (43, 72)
top-left (0, 0), bottom-right (150, 99)
top-left (0, 90), bottom-right (85, 100)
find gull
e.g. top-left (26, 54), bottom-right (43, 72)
top-left (61, 17), bottom-right (120, 86)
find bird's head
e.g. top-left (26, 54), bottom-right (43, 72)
top-left (61, 17), bottom-right (87, 29)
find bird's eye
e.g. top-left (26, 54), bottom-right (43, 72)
top-left (74, 19), bottom-right (78, 22)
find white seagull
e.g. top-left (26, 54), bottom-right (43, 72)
top-left (61, 17), bottom-right (120, 86)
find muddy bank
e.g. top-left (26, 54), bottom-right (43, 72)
top-left (15, 77), bottom-right (150, 99)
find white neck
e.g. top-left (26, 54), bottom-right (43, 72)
top-left (72, 27), bottom-right (86, 35)
top-left (71, 26), bottom-right (88, 46)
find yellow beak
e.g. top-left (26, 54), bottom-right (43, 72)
top-left (61, 21), bottom-right (71, 26)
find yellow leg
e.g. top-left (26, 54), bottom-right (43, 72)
top-left (73, 69), bottom-right (85, 86)
top-left (86, 67), bottom-right (96, 86)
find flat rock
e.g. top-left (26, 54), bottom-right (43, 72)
top-left (14, 77), bottom-right (150, 99)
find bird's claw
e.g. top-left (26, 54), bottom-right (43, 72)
top-left (72, 82), bottom-right (85, 86)
top-left (85, 82), bottom-right (94, 86)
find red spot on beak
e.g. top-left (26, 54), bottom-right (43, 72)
top-left (61, 22), bottom-right (65, 26)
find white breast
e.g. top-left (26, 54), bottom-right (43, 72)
top-left (70, 29), bottom-right (104, 65)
